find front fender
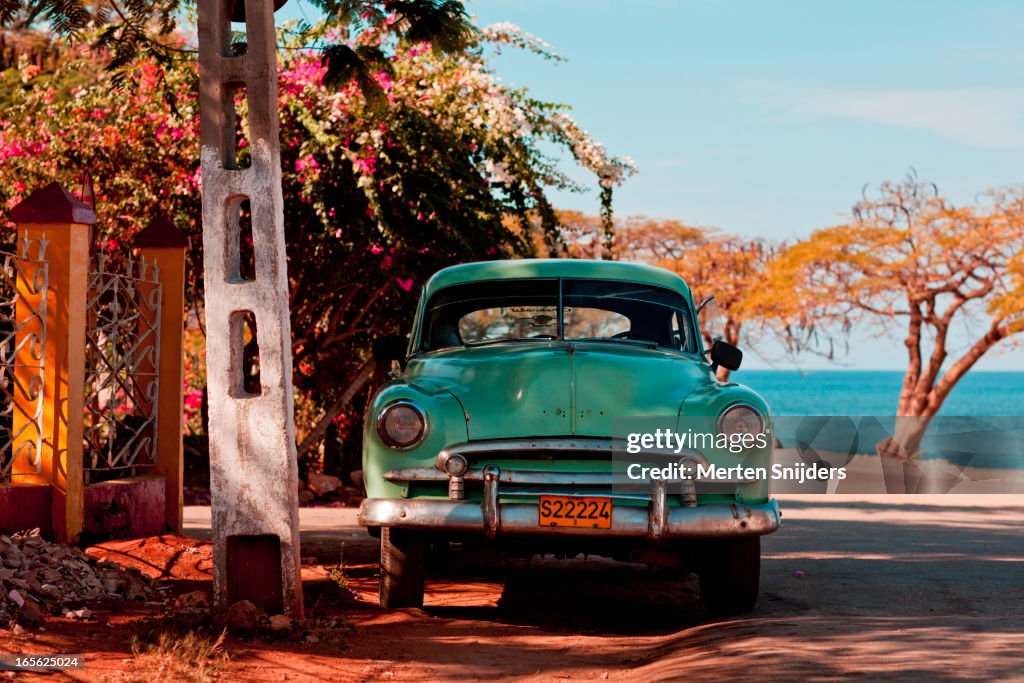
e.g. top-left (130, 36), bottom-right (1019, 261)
top-left (362, 379), bottom-right (468, 499)
top-left (678, 380), bottom-right (774, 503)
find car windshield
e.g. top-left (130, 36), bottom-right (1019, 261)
top-left (418, 278), bottom-right (697, 353)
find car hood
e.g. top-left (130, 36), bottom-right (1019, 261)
top-left (404, 341), bottom-right (714, 440)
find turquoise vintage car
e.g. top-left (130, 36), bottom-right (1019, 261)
top-left (359, 259), bottom-right (780, 612)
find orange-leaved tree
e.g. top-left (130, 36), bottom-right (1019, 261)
top-left (756, 175), bottom-right (1024, 457)
top-left (619, 218), bottom-right (779, 380)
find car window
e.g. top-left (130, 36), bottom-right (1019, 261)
top-left (419, 278), bottom-right (696, 353)
top-left (422, 279), bottom-right (559, 350)
top-left (562, 280), bottom-right (695, 352)
top-left (562, 307), bottom-right (631, 339)
top-left (459, 305), bottom-right (559, 343)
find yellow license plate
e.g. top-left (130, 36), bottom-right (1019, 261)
top-left (538, 495), bottom-right (612, 529)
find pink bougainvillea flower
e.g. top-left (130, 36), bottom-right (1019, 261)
top-left (295, 154), bottom-right (320, 173)
top-left (184, 389), bottom-right (203, 410)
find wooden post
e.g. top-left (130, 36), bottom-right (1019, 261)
top-left (9, 183), bottom-right (93, 543)
top-left (134, 216), bottom-right (189, 533)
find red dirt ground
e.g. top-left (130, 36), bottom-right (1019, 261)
top-left (2, 494), bottom-right (1022, 681)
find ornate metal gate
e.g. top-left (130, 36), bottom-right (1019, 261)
top-left (83, 254), bottom-right (162, 483)
top-left (0, 237), bottom-right (48, 482)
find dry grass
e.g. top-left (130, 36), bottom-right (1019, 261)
top-left (122, 629), bottom-right (229, 683)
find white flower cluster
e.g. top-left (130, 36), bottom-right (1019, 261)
top-left (551, 113), bottom-right (638, 188)
top-left (404, 53), bottom-right (533, 144)
top-left (484, 159), bottom-right (515, 185)
top-left (480, 23), bottom-right (565, 62)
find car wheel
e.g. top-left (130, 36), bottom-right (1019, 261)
top-left (379, 527), bottom-right (426, 609)
top-left (697, 536), bottom-right (760, 615)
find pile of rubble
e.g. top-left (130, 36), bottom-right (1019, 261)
top-left (0, 529), bottom-right (152, 628)
top-left (186, 470), bottom-right (366, 508)
top-left (298, 470), bottom-right (364, 508)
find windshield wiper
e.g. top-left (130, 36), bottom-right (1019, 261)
top-left (465, 336), bottom-right (557, 348)
top-left (571, 337), bottom-right (659, 349)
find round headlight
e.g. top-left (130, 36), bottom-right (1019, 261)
top-left (718, 403), bottom-right (764, 439)
top-left (377, 401), bottom-right (427, 448)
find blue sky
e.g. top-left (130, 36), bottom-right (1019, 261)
top-left (276, 1), bottom-right (1024, 371)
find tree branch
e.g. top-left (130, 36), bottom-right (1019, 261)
top-left (296, 357), bottom-right (375, 457)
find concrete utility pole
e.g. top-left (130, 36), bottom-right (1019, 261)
top-left (197, 0), bottom-right (303, 618)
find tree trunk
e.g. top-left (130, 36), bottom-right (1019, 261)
top-left (876, 414), bottom-right (934, 494)
top-left (876, 414), bottom-right (931, 460)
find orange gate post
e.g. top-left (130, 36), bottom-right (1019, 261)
top-left (134, 216), bottom-right (188, 532)
top-left (9, 183), bottom-right (93, 543)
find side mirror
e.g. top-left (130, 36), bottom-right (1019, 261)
top-left (709, 339), bottom-right (742, 372)
top-left (372, 335), bottom-right (408, 366)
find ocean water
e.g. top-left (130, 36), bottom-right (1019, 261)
top-left (737, 370), bottom-right (1024, 468)
top-left (739, 370), bottom-right (1024, 417)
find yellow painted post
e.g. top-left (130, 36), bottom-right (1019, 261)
top-left (134, 216), bottom-right (188, 533)
top-left (9, 183), bottom-right (94, 543)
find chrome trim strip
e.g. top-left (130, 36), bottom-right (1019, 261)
top-left (383, 465), bottom-right (745, 486)
top-left (435, 437), bottom-right (709, 462)
top-left (495, 489), bottom-right (652, 501)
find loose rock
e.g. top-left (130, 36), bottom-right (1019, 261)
top-left (17, 600), bottom-right (43, 627)
top-left (62, 607), bottom-right (92, 620)
top-left (174, 590), bottom-right (210, 611)
top-left (225, 599), bottom-right (261, 634)
top-left (269, 614), bottom-right (291, 631)
top-left (306, 473), bottom-right (343, 497)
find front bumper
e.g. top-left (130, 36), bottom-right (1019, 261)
top-left (359, 496), bottom-right (780, 539)
top-left (360, 439), bottom-right (779, 540)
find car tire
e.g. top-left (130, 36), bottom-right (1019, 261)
top-left (379, 527), bottom-right (426, 609)
top-left (697, 536), bottom-right (760, 615)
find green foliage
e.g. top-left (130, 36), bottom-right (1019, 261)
top-left (0, 16), bottom-right (635, 452)
top-left (0, 1), bottom-right (475, 94)
top-left (0, 0), bottom-right (185, 81)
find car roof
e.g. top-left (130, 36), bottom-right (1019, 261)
top-left (423, 259), bottom-right (694, 303)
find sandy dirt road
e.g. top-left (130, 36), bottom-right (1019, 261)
top-left (5, 494), bottom-right (1022, 681)
top-left (201, 494), bottom-right (1024, 681)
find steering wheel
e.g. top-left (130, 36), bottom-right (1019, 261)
top-left (610, 331), bottom-right (661, 344)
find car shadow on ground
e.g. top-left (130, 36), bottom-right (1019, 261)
top-left (322, 505), bottom-right (1024, 680)
top-left (425, 558), bottom-right (711, 635)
